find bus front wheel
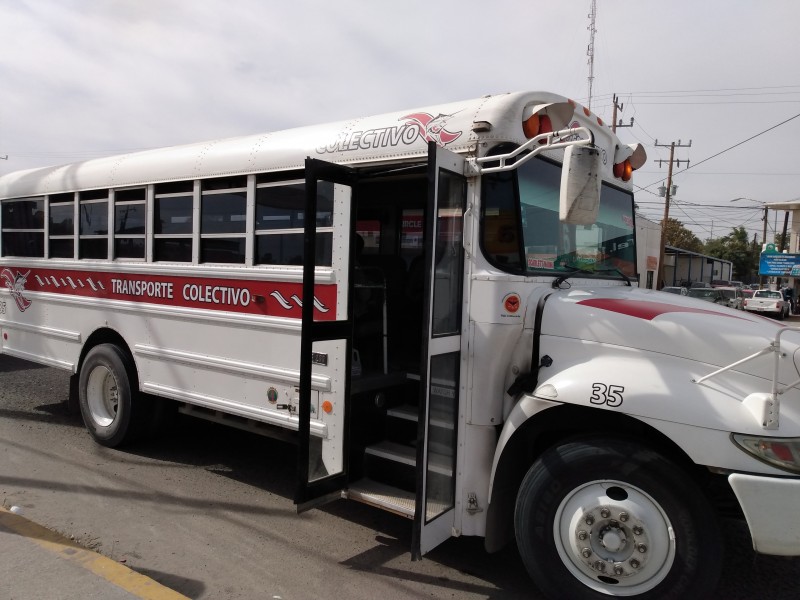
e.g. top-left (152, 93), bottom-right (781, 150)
top-left (78, 344), bottom-right (142, 448)
top-left (514, 438), bottom-right (722, 600)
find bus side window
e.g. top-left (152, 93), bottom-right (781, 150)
top-left (481, 172), bottom-right (522, 270)
top-left (1, 198), bottom-right (45, 257)
top-left (114, 188), bottom-right (146, 260)
top-left (201, 177), bottom-right (247, 264)
top-left (79, 189), bottom-right (110, 260)
top-left (254, 181), bottom-right (333, 267)
top-left (154, 181), bottom-right (193, 263)
top-left (49, 193), bottom-right (75, 259)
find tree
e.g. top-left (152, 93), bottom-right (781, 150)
top-left (703, 226), bottom-right (758, 281)
top-left (663, 218), bottom-right (703, 252)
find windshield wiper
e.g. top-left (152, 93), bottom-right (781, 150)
top-left (594, 266), bottom-right (632, 286)
top-left (551, 265), bottom-right (632, 288)
top-left (551, 265), bottom-right (592, 288)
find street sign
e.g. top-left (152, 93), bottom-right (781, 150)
top-left (759, 252), bottom-right (800, 277)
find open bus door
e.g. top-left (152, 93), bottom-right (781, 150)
top-left (296, 158), bottom-right (356, 512)
top-left (412, 142), bottom-right (467, 558)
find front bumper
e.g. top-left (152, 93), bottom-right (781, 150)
top-left (728, 473), bottom-right (800, 555)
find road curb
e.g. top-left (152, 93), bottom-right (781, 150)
top-left (0, 506), bottom-right (189, 600)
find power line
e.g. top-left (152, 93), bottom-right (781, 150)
top-left (638, 111), bottom-right (800, 192)
top-left (590, 84), bottom-right (800, 99)
top-left (674, 112), bottom-right (800, 175)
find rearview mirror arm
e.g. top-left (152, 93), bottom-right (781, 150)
top-left (467, 127), bottom-right (595, 175)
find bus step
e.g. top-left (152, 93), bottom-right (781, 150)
top-left (386, 404), bottom-right (455, 430)
top-left (363, 440), bottom-right (453, 491)
top-left (363, 440), bottom-right (416, 491)
top-left (347, 478), bottom-right (415, 519)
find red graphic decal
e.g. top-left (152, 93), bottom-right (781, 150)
top-left (401, 112), bottom-right (462, 146)
top-left (504, 293), bottom-right (521, 314)
top-left (5, 267), bottom-right (336, 319)
top-left (577, 298), bottom-right (746, 321)
top-left (1, 268), bottom-right (32, 312)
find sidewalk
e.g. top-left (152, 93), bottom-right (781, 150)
top-left (0, 506), bottom-right (189, 600)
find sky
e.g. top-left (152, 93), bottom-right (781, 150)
top-left (1, 0), bottom-right (799, 244)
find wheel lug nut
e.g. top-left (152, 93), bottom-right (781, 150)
top-left (600, 508), bottom-right (610, 518)
top-left (619, 512), bottom-right (629, 522)
top-left (637, 543), bottom-right (647, 553)
top-left (585, 515), bottom-right (595, 526)
top-left (578, 530), bottom-right (588, 540)
top-left (593, 561), bottom-right (606, 572)
top-left (630, 559), bottom-right (640, 569)
top-left (614, 565), bottom-right (624, 575)
top-left (633, 526), bottom-right (643, 535)
top-left (582, 548), bottom-right (592, 558)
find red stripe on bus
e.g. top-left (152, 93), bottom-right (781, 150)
top-left (4, 266), bottom-right (336, 320)
top-left (577, 298), bottom-right (743, 321)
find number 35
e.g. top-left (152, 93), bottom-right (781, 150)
top-left (590, 383), bottom-right (624, 407)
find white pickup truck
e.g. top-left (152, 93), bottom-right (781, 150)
top-left (743, 289), bottom-right (787, 319)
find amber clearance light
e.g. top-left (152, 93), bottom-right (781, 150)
top-left (522, 113), bottom-right (554, 141)
top-left (613, 160), bottom-right (634, 182)
top-left (613, 144), bottom-right (647, 182)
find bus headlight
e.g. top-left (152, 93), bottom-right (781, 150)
top-left (731, 434), bottom-right (800, 474)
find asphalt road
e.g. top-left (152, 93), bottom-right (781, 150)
top-left (1, 354), bottom-right (799, 599)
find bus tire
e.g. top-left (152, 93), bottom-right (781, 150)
top-left (514, 438), bottom-right (722, 600)
top-left (78, 344), bottom-right (142, 448)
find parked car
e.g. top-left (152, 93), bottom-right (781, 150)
top-left (743, 289), bottom-right (787, 319)
top-left (780, 287), bottom-right (795, 315)
top-left (687, 288), bottom-right (727, 305)
top-left (690, 281), bottom-right (712, 288)
top-left (661, 286), bottom-right (688, 295)
top-left (741, 289), bottom-right (755, 300)
top-left (716, 286), bottom-right (744, 310)
top-left (710, 279), bottom-right (743, 288)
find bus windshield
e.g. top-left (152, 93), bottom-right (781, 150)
top-left (482, 156), bottom-right (637, 278)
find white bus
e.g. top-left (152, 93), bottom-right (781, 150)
top-left (1, 91), bottom-right (799, 599)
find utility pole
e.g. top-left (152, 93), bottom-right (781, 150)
top-left (586, 0), bottom-right (597, 110)
top-left (611, 94), bottom-right (633, 134)
top-left (780, 211), bottom-right (790, 252)
top-left (655, 139), bottom-right (692, 288)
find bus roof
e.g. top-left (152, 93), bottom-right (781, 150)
top-left (0, 91), bottom-right (621, 198)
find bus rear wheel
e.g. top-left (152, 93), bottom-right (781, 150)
top-left (78, 344), bottom-right (143, 448)
top-left (514, 438), bottom-right (722, 600)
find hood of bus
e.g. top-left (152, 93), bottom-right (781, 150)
top-left (538, 286), bottom-right (800, 385)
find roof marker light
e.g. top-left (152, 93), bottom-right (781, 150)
top-left (522, 114), bottom-right (540, 139)
top-left (613, 159), bottom-right (633, 182)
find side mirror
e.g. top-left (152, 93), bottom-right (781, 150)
top-left (559, 145), bottom-right (602, 225)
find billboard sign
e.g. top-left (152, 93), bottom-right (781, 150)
top-left (759, 246), bottom-right (800, 277)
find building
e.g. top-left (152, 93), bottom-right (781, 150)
top-left (636, 214), bottom-right (734, 289)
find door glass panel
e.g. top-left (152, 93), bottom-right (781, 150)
top-left (432, 171), bottom-right (465, 336)
top-left (297, 166), bottom-right (352, 509)
top-left (425, 351), bottom-right (459, 522)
